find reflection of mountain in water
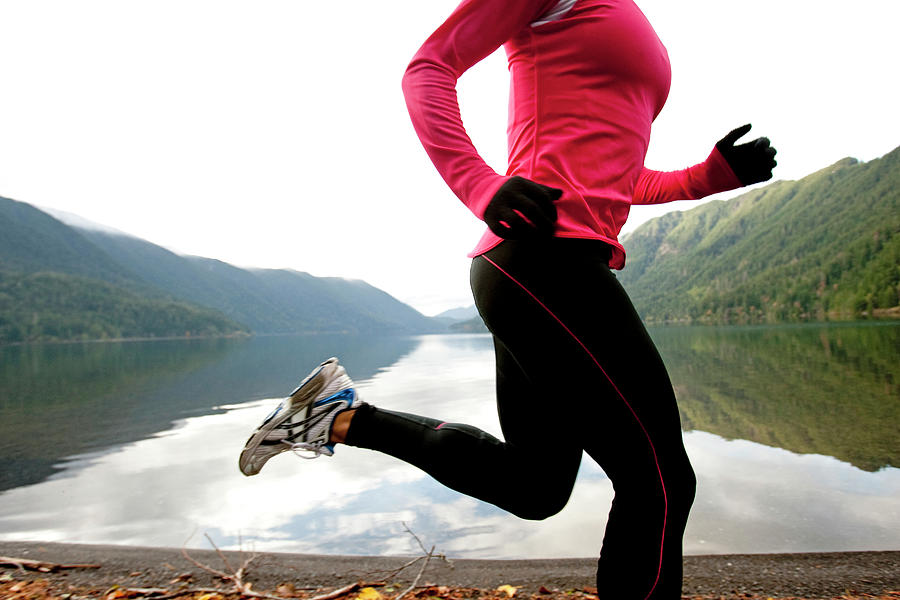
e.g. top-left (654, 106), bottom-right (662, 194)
top-left (653, 323), bottom-right (900, 472)
top-left (0, 334), bottom-right (420, 491)
top-left (3, 324), bottom-right (897, 494)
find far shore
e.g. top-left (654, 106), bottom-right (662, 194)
top-left (5, 316), bottom-right (900, 347)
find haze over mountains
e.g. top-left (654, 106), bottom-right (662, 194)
top-left (0, 197), bottom-right (443, 343)
top-left (2, 144), bottom-right (898, 343)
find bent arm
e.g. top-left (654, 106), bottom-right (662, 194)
top-left (632, 146), bottom-right (742, 205)
top-left (402, 0), bottom-right (558, 219)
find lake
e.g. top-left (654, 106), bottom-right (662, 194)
top-left (1, 323), bottom-right (898, 559)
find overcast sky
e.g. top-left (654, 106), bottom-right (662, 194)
top-left (1, 0), bottom-right (897, 315)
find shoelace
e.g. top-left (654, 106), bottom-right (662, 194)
top-left (288, 441), bottom-right (327, 459)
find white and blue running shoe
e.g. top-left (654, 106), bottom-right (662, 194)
top-left (239, 357), bottom-right (360, 476)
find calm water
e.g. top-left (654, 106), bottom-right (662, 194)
top-left (0, 324), bottom-right (898, 558)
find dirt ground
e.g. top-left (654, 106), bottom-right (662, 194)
top-left (1, 542), bottom-right (898, 600)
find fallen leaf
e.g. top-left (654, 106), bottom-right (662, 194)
top-left (357, 586), bottom-right (384, 600)
top-left (496, 585), bottom-right (518, 597)
top-left (277, 583), bottom-right (297, 597)
top-left (197, 593), bottom-right (224, 600)
top-left (538, 586), bottom-right (552, 595)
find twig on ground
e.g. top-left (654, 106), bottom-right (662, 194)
top-left (148, 524), bottom-right (447, 600)
top-left (206, 532), bottom-right (241, 578)
top-left (305, 582), bottom-right (362, 600)
top-left (393, 544), bottom-right (435, 600)
top-left (367, 556), bottom-right (426, 583)
top-left (388, 523), bottom-right (453, 600)
top-left (357, 522), bottom-right (452, 588)
top-left (0, 556), bottom-right (101, 573)
top-left (119, 585), bottom-right (258, 599)
top-left (402, 524), bottom-right (429, 557)
top-left (116, 587), bottom-right (169, 597)
top-left (180, 533), bottom-right (285, 600)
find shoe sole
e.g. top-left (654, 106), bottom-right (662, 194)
top-left (238, 359), bottom-right (336, 475)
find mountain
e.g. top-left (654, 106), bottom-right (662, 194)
top-left (432, 304), bottom-right (481, 329)
top-left (617, 146), bottom-right (900, 323)
top-left (0, 270), bottom-right (248, 343)
top-left (0, 196), bottom-right (141, 287)
top-left (0, 197), bottom-right (244, 342)
top-left (434, 305), bottom-right (478, 321)
top-left (78, 229), bottom-right (438, 334)
top-left (0, 196), bottom-right (443, 343)
top-left (449, 315), bottom-right (490, 333)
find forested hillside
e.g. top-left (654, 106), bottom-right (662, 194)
top-left (618, 146), bottom-right (900, 323)
top-left (0, 196), bottom-right (441, 343)
top-left (79, 229), bottom-right (438, 334)
top-left (0, 197), bottom-right (246, 342)
top-left (0, 270), bottom-right (246, 343)
top-left (0, 196), bottom-right (140, 286)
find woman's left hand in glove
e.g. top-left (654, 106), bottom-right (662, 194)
top-left (716, 123), bottom-right (778, 185)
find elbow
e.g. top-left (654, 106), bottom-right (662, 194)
top-left (402, 54), bottom-right (459, 98)
top-left (401, 56), bottom-right (432, 98)
top-left (400, 62), bottom-right (418, 101)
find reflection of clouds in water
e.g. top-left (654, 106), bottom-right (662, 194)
top-left (0, 334), bottom-right (898, 557)
top-left (685, 431), bottom-right (900, 555)
top-left (363, 335), bottom-right (502, 438)
top-left (0, 398), bottom-right (427, 549)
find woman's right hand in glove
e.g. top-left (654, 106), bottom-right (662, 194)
top-left (483, 176), bottom-right (562, 240)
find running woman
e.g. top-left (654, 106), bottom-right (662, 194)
top-left (239, 1), bottom-right (776, 598)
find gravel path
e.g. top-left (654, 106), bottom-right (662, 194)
top-left (2, 542), bottom-right (898, 598)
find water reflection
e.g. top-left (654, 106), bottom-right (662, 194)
top-left (0, 330), bottom-right (897, 557)
top-left (0, 335), bottom-right (419, 491)
top-left (652, 322), bottom-right (900, 471)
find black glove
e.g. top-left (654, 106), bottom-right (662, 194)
top-left (483, 176), bottom-right (562, 240)
top-left (716, 124), bottom-right (778, 186)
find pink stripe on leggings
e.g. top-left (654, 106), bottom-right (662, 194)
top-left (483, 255), bottom-right (667, 600)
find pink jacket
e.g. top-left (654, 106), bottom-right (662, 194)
top-left (402, 0), bottom-right (741, 268)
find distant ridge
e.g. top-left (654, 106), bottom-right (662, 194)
top-left (433, 305), bottom-right (477, 321)
top-left (617, 146), bottom-right (900, 323)
top-left (443, 146), bottom-right (900, 330)
top-left (0, 196), bottom-right (139, 286)
top-left (0, 196), bottom-right (444, 343)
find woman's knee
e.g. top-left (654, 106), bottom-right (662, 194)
top-left (509, 459), bottom-right (578, 520)
top-left (512, 489), bottom-right (572, 521)
top-left (610, 452), bottom-right (695, 509)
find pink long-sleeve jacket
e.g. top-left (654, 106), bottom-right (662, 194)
top-left (402, 0), bottom-right (742, 269)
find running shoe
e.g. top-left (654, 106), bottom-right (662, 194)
top-left (238, 357), bottom-right (360, 476)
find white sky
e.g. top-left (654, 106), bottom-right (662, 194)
top-left (1, 0), bottom-right (897, 316)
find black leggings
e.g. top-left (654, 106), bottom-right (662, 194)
top-left (345, 239), bottom-right (695, 600)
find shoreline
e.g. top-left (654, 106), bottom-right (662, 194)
top-left (2, 541), bottom-right (899, 599)
top-left (4, 318), bottom-right (899, 347)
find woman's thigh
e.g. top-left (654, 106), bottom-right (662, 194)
top-left (472, 240), bottom-right (687, 472)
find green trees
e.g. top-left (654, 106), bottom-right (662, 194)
top-left (619, 147), bottom-right (900, 323)
top-left (0, 194), bottom-right (442, 344)
top-left (0, 270), bottom-right (248, 343)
